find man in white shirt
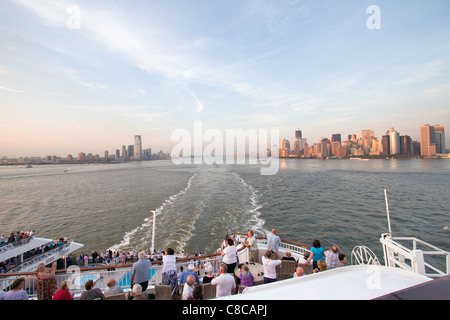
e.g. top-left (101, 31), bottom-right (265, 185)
top-left (104, 279), bottom-right (124, 296)
top-left (324, 245), bottom-right (344, 269)
top-left (245, 231), bottom-right (259, 263)
top-left (211, 263), bottom-right (236, 298)
top-left (182, 275), bottom-right (196, 300)
top-left (262, 250), bottom-right (282, 284)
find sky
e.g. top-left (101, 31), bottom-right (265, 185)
top-left (1, 0), bottom-right (449, 157)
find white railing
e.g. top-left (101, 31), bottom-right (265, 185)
top-left (380, 233), bottom-right (449, 278)
top-left (0, 254), bottom-right (225, 299)
top-left (0, 237), bottom-right (33, 254)
top-left (351, 246), bottom-right (381, 266)
top-left (255, 237), bottom-right (310, 256)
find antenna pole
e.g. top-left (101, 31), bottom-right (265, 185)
top-left (384, 189), bottom-right (392, 237)
top-left (151, 210), bottom-right (156, 253)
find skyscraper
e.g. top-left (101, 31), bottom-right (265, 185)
top-left (331, 134), bottom-right (341, 143)
top-left (387, 128), bottom-right (400, 155)
top-left (420, 125), bottom-right (436, 157)
top-left (134, 135), bottom-right (142, 160)
top-left (400, 135), bottom-right (411, 155)
top-left (294, 129), bottom-right (304, 155)
top-left (382, 135), bottom-right (390, 155)
top-left (421, 124), bottom-right (445, 156)
top-left (433, 125), bottom-right (446, 154)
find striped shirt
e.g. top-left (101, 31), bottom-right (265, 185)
top-left (266, 232), bottom-right (281, 251)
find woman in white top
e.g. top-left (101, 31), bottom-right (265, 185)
top-left (161, 247), bottom-right (177, 290)
top-left (221, 237), bottom-right (246, 273)
top-left (262, 250), bottom-right (282, 284)
top-left (221, 238), bottom-right (238, 273)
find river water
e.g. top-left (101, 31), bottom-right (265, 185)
top-left (1, 159), bottom-right (449, 265)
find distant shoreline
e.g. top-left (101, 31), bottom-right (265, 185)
top-left (2, 155), bottom-right (450, 166)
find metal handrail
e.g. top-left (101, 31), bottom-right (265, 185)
top-left (380, 233), bottom-right (449, 278)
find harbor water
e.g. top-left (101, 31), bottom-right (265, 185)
top-left (1, 159), bottom-right (449, 264)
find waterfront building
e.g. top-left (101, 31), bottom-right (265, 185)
top-left (348, 134), bottom-right (357, 143)
top-left (320, 138), bottom-right (331, 158)
top-left (293, 140), bottom-right (302, 156)
top-left (433, 125), bottom-right (446, 154)
top-left (294, 129), bottom-right (305, 156)
top-left (122, 145), bottom-right (127, 160)
top-left (144, 148), bottom-right (152, 159)
top-left (331, 134), bottom-right (341, 143)
top-left (400, 135), bottom-right (411, 155)
top-left (387, 128), bottom-right (400, 155)
top-left (128, 145), bottom-right (134, 159)
top-left (412, 141), bottom-right (421, 155)
top-left (382, 135), bottom-right (390, 155)
top-left (370, 139), bottom-right (383, 156)
top-left (280, 139), bottom-right (291, 157)
top-left (420, 125), bottom-right (437, 158)
top-left (134, 135), bottom-right (142, 160)
top-left (78, 152), bottom-right (86, 161)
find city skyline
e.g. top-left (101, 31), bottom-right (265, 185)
top-left (1, 1), bottom-right (450, 157)
top-left (1, 123), bottom-right (446, 161)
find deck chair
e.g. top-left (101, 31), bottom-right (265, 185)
top-left (104, 293), bottom-right (126, 300)
top-left (300, 263), bottom-right (313, 275)
top-left (202, 283), bottom-right (216, 300)
top-left (280, 260), bottom-right (298, 279)
top-left (155, 284), bottom-right (172, 300)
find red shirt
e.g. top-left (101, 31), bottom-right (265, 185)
top-left (52, 289), bottom-right (73, 300)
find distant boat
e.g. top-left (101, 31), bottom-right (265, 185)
top-left (25, 165), bottom-right (33, 168)
top-left (350, 157), bottom-right (369, 161)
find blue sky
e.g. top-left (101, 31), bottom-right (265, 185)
top-left (1, 0), bottom-right (449, 157)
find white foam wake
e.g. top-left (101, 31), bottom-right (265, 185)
top-left (109, 173), bottom-right (196, 251)
top-left (231, 172), bottom-right (267, 234)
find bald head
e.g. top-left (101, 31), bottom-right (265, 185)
top-left (186, 275), bottom-right (196, 286)
top-left (106, 279), bottom-right (116, 287)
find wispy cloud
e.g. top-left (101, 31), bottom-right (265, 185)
top-left (12, 0), bottom-right (311, 111)
top-left (0, 85), bottom-right (24, 93)
top-left (61, 68), bottom-right (107, 89)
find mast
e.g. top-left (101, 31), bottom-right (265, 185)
top-left (384, 189), bottom-right (392, 237)
top-left (151, 210), bottom-right (156, 253)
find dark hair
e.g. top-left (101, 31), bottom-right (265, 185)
top-left (11, 277), bottom-right (25, 290)
top-left (339, 253), bottom-right (346, 261)
top-left (85, 280), bottom-right (94, 290)
top-left (167, 248), bottom-right (174, 255)
top-left (227, 238), bottom-right (234, 246)
top-left (193, 284), bottom-right (203, 300)
top-left (312, 239), bottom-right (321, 248)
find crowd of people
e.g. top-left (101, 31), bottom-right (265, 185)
top-left (1, 228), bottom-right (347, 300)
top-left (0, 230), bottom-right (35, 246)
top-left (0, 230), bottom-right (71, 273)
